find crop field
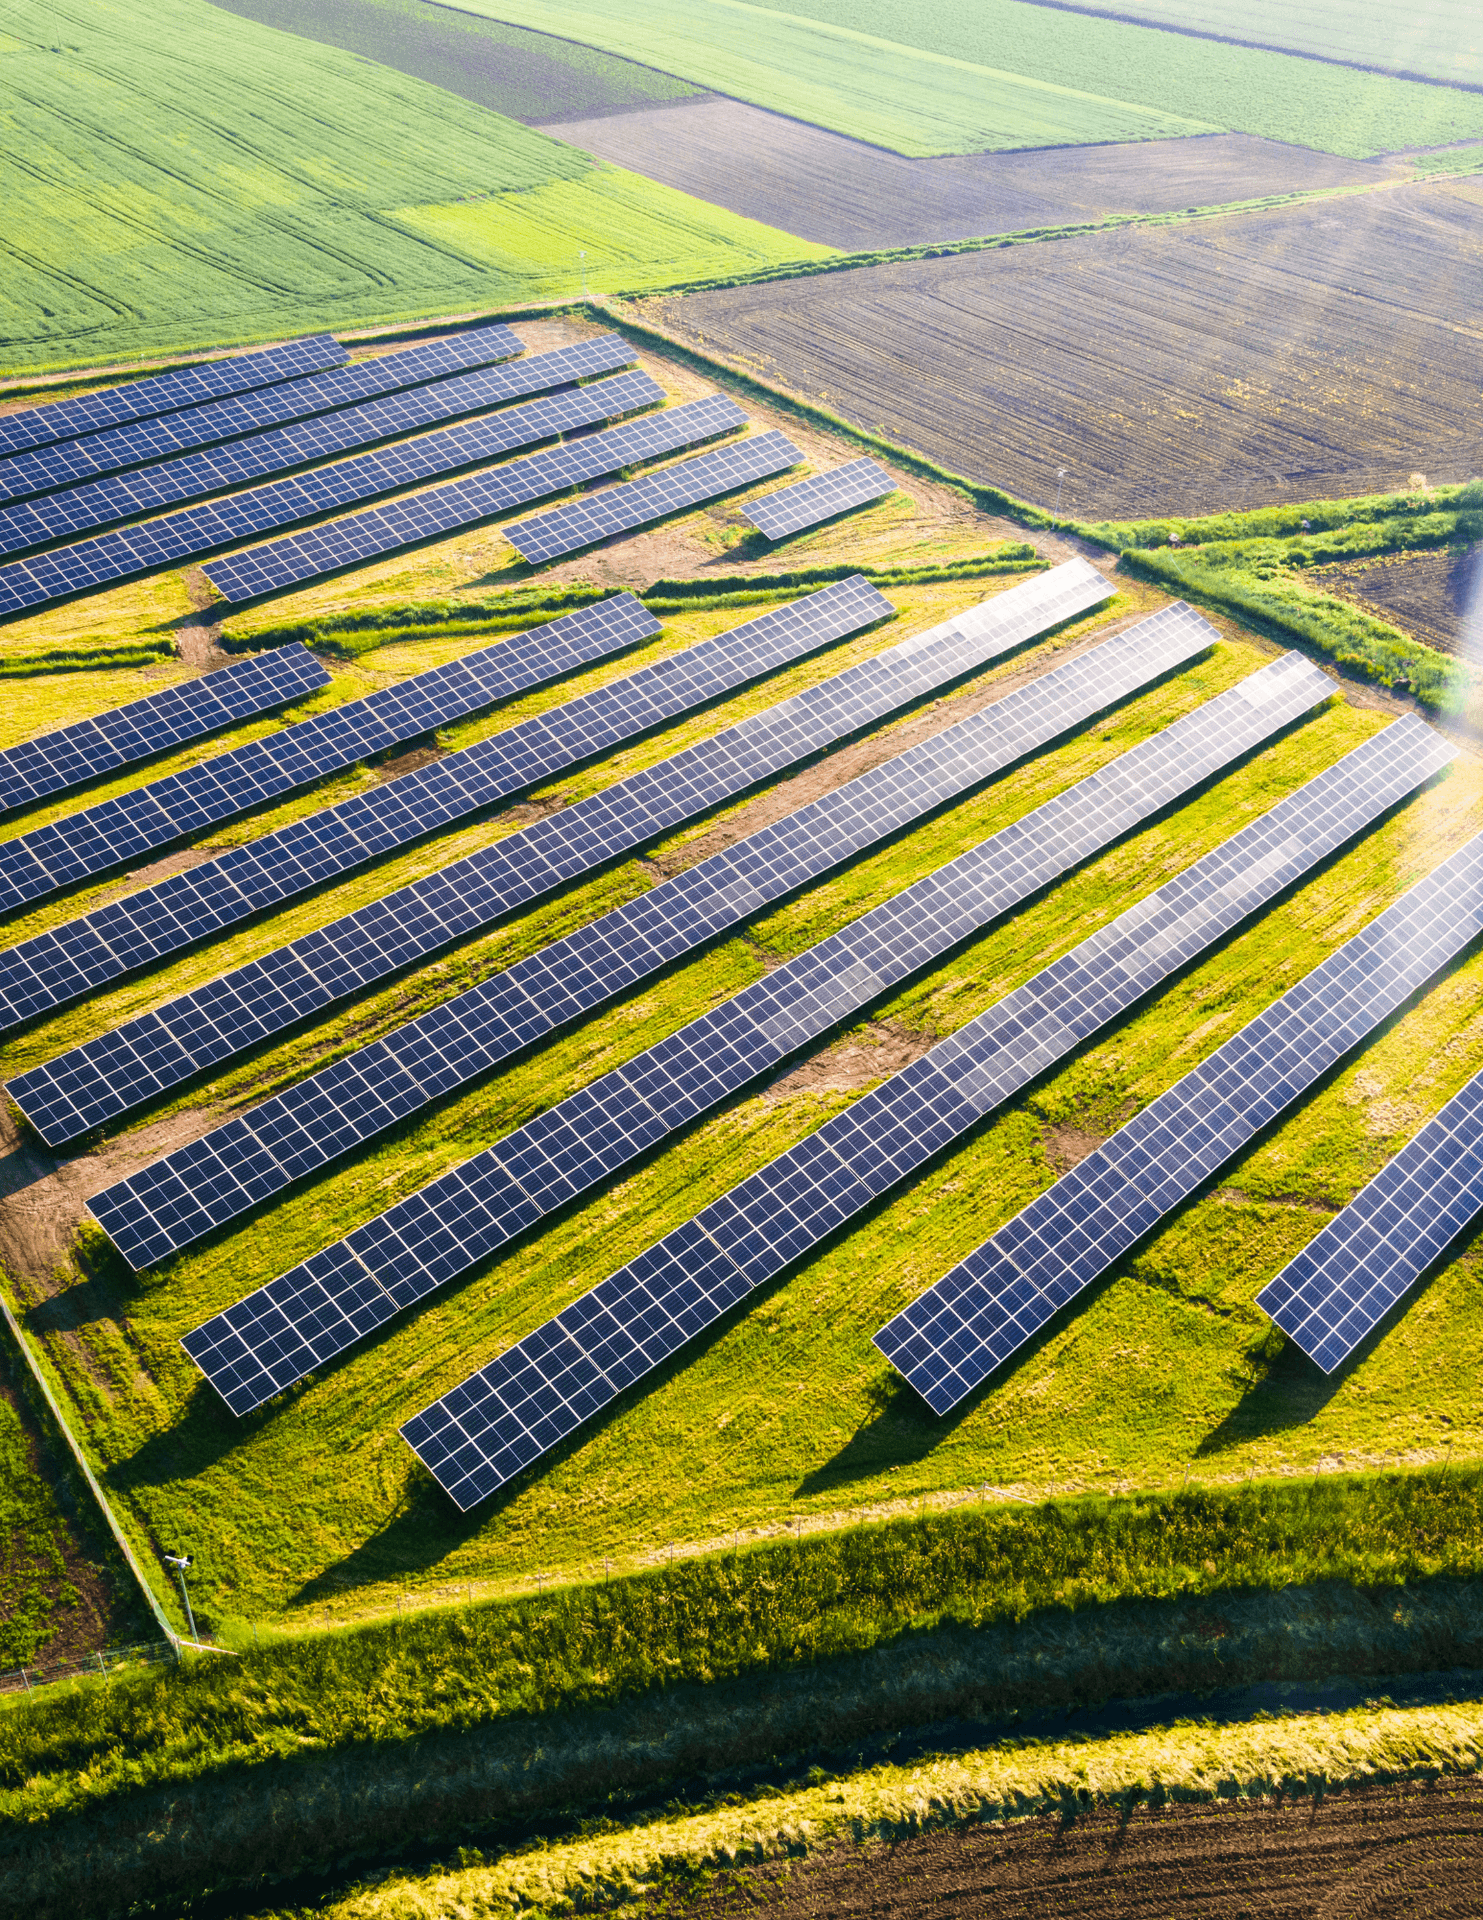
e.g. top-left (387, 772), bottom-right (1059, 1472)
top-left (467, 0), bottom-right (1483, 158)
top-left (541, 107), bottom-right (1391, 252)
top-left (1312, 545), bottom-right (1483, 660)
top-left (0, 0), bottom-right (821, 375)
top-left (638, 179), bottom-right (1483, 521)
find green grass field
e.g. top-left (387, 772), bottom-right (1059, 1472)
top-left (465, 0), bottom-right (1483, 157)
top-left (0, 0), bottom-right (825, 374)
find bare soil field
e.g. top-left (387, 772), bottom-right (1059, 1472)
top-left (204, 0), bottom-right (704, 124)
top-left (636, 178), bottom-right (1483, 520)
top-left (545, 106), bottom-right (1392, 251)
top-left (1312, 546), bottom-right (1483, 658)
top-left (645, 1778), bottom-right (1483, 1919)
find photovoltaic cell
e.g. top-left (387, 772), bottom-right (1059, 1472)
top-left (175, 598), bottom-right (1272, 1412)
top-left (0, 644), bottom-right (330, 814)
top-left (0, 588), bottom-right (666, 914)
top-left (201, 393), bottom-right (753, 608)
top-left (102, 583), bottom-right (1197, 1270)
top-left (0, 337), bottom-right (347, 458)
top-left (503, 433), bottom-right (802, 565)
top-left (1257, 1066), bottom-right (1483, 1371)
top-left (9, 570), bottom-right (908, 1119)
top-left (0, 369), bottom-right (667, 619)
top-left (0, 326), bottom-right (520, 505)
top-left (0, 337), bottom-right (631, 556)
top-left (68, 565), bottom-right (1110, 1229)
top-left (742, 459), bottom-right (896, 541)
top-left (390, 711), bottom-right (1446, 1504)
top-left (880, 790), bottom-right (1483, 1412)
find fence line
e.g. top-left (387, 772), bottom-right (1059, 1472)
top-left (0, 1638), bottom-right (176, 1698)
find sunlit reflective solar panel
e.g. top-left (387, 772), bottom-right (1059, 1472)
top-left (742, 459), bottom-right (896, 541)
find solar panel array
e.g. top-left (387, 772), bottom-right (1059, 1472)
top-left (0, 644), bottom-right (330, 815)
top-left (0, 337), bottom-right (632, 556)
top-left (0, 589), bottom-right (665, 914)
top-left (0, 336), bottom-right (347, 458)
top-left (504, 432), bottom-right (802, 565)
top-left (880, 781), bottom-right (1480, 1413)
top-left (1257, 1067), bottom-right (1483, 1372)
top-left (395, 706), bottom-right (1445, 1504)
top-left (174, 596), bottom-right (1244, 1409)
top-left (742, 459), bottom-right (896, 541)
top-left (201, 392), bottom-right (749, 608)
top-left (93, 572), bottom-right (1173, 1267)
top-left (0, 368), bottom-right (666, 620)
top-left (72, 560), bottom-right (1114, 1244)
top-left (10, 570), bottom-right (902, 1125)
top-left (0, 326), bottom-right (520, 506)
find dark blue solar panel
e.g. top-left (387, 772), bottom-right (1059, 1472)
top-left (0, 645), bottom-right (330, 813)
top-left (1257, 1066), bottom-right (1483, 1371)
top-left (0, 326), bottom-right (520, 506)
top-left (0, 337), bottom-right (631, 556)
top-left (0, 368), bottom-right (667, 619)
top-left (169, 598), bottom-right (1307, 1412)
top-left (742, 460), bottom-right (896, 541)
top-left (381, 710), bottom-right (1447, 1501)
top-left (0, 336), bottom-right (347, 457)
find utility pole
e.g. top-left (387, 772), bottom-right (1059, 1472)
top-left (1054, 467), bottom-right (1068, 515)
top-left (164, 1554), bottom-right (198, 1644)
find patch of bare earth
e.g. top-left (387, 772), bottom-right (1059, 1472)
top-left (765, 1021), bottom-right (934, 1103)
top-left (1044, 1123), bottom-right (1108, 1175)
top-left (1309, 545), bottom-right (1481, 658)
top-left (646, 1778), bottom-right (1483, 1919)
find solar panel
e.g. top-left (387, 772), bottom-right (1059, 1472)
top-left (879, 784), bottom-right (1483, 1412)
top-left (202, 392), bottom-right (755, 608)
top-left (96, 584), bottom-right (1204, 1268)
top-left (42, 563), bottom-right (1109, 1174)
top-left (0, 338), bottom-right (635, 558)
top-left (742, 460), bottom-right (897, 542)
top-left (0, 644), bottom-right (330, 814)
top-left (390, 711), bottom-right (1448, 1503)
top-left (0, 369), bottom-right (668, 620)
top-left (0, 336), bottom-right (348, 459)
top-left (503, 433), bottom-right (803, 566)
top-left (0, 326), bottom-right (521, 506)
top-left (0, 590), bottom-right (664, 920)
top-left (1257, 1066), bottom-right (1483, 1372)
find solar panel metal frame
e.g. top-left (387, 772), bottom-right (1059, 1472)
top-left (0, 643), bottom-right (331, 815)
top-left (172, 598), bottom-right (1306, 1412)
top-left (0, 336), bottom-right (348, 458)
top-left (741, 459), bottom-right (897, 542)
top-left (502, 432), bottom-right (803, 566)
top-left (878, 785), bottom-right (1483, 1413)
top-left (386, 710), bottom-right (1447, 1503)
top-left (1256, 1066), bottom-right (1483, 1371)
top-left (0, 367), bottom-right (669, 620)
top-left (0, 337), bottom-right (631, 557)
top-left (0, 325), bottom-right (522, 507)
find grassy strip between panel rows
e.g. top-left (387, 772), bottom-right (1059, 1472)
top-left (218, 550), bottom-right (1041, 656)
top-left (279, 1695), bottom-right (1483, 1920)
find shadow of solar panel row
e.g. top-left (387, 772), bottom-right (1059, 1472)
top-left (399, 701), bottom-right (1440, 1506)
top-left (0, 338), bottom-right (635, 559)
top-left (173, 593), bottom-right (1250, 1409)
top-left (0, 336), bottom-right (347, 458)
top-left (0, 587), bottom-right (669, 915)
top-left (0, 369), bottom-right (667, 620)
top-left (504, 433), bottom-right (801, 566)
top-left (1257, 1068), bottom-right (1483, 1373)
top-left (203, 390), bottom-right (748, 608)
top-left (388, 653), bottom-right (1356, 1504)
top-left (742, 460), bottom-right (896, 542)
top-left (0, 643), bottom-right (331, 815)
top-left (0, 592), bottom-right (665, 1020)
top-left (880, 750), bottom-right (1475, 1414)
top-left (5, 576), bottom-right (896, 1102)
top-left (90, 566), bottom-right (1128, 1267)
top-left (0, 325), bottom-right (521, 506)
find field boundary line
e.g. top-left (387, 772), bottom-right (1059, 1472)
top-left (0, 1285), bottom-right (178, 1648)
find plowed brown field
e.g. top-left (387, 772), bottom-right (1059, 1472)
top-left (650, 1779), bottom-right (1483, 1919)
top-left (542, 106), bottom-right (1387, 250)
top-left (638, 179), bottom-right (1483, 520)
top-left (1313, 546), bottom-right (1482, 657)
